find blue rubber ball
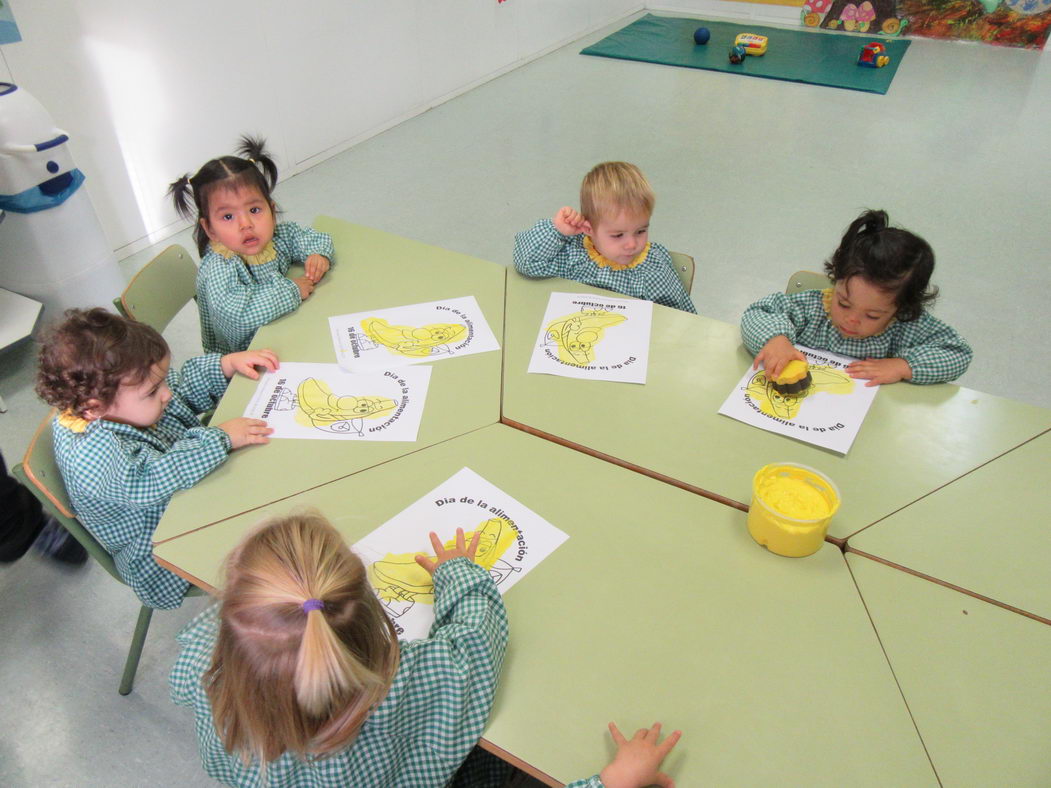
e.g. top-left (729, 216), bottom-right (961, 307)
top-left (694, 27), bottom-right (711, 45)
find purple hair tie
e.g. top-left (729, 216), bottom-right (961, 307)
top-left (302, 598), bottom-right (324, 613)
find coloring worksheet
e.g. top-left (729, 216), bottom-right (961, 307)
top-left (329, 295), bottom-right (500, 372)
top-left (243, 362), bottom-right (431, 441)
top-left (527, 292), bottom-right (652, 383)
top-left (354, 467), bottom-right (568, 641)
top-left (718, 346), bottom-right (879, 454)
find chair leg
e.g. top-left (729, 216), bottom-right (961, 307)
top-left (119, 605), bottom-right (154, 695)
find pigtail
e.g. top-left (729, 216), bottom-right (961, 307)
top-left (167, 174), bottom-right (196, 221)
top-left (852, 209), bottom-right (888, 238)
top-left (237, 135), bottom-right (279, 193)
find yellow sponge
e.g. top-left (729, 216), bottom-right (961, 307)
top-left (771, 359), bottom-right (812, 395)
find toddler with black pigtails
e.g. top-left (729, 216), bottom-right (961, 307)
top-left (169, 136), bottom-right (334, 354)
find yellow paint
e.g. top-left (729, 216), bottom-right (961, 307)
top-left (294, 378), bottom-right (395, 433)
top-left (745, 365), bottom-right (854, 420)
top-left (369, 517), bottom-right (517, 604)
top-left (747, 463), bottom-right (840, 558)
top-left (362, 317), bottom-right (466, 358)
top-left (545, 309), bottom-right (626, 366)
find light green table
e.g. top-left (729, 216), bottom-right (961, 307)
top-left (157, 425), bottom-right (936, 786)
top-left (848, 554), bottom-right (1051, 786)
top-left (155, 218), bottom-right (506, 543)
top-left (848, 432), bottom-right (1051, 624)
top-left (501, 273), bottom-right (1051, 541)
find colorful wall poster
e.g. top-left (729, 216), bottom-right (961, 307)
top-left (242, 361), bottom-right (431, 442)
top-left (718, 345), bottom-right (879, 454)
top-left (354, 467), bottom-right (568, 641)
top-left (329, 295), bottom-right (500, 372)
top-left (801, 0), bottom-right (1051, 48)
top-left (527, 292), bottom-right (652, 384)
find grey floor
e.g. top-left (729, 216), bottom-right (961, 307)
top-left (2, 12), bottom-right (1050, 787)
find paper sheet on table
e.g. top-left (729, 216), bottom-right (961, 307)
top-left (718, 346), bottom-right (878, 454)
top-left (329, 295), bottom-right (499, 372)
top-left (354, 467), bottom-right (568, 641)
top-left (243, 362), bottom-right (431, 441)
top-left (527, 292), bottom-right (652, 383)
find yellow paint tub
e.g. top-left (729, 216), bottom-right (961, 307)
top-left (747, 463), bottom-right (840, 557)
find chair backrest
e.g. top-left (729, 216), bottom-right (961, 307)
top-left (785, 270), bottom-right (830, 295)
top-left (14, 410), bottom-right (124, 583)
top-left (119, 245), bottom-right (198, 333)
top-left (669, 251), bottom-right (695, 294)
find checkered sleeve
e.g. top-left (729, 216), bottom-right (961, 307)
top-left (740, 291), bottom-right (816, 355)
top-left (175, 353), bottom-right (229, 414)
top-left (513, 219), bottom-right (576, 278)
top-left (98, 428), bottom-right (230, 508)
top-left (564, 777), bottom-right (604, 788)
top-left (895, 313), bottom-right (973, 385)
top-left (170, 604), bottom-right (220, 707)
top-left (272, 222), bottom-right (335, 274)
top-left (196, 251), bottom-right (301, 353)
top-left (648, 244), bottom-right (696, 313)
top-left (404, 557), bottom-right (509, 764)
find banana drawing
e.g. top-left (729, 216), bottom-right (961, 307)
top-left (545, 309), bottom-right (626, 366)
top-left (745, 365), bottom-right (854, 420)
top-left (294, 378), bottom-right (396, 435)
top-left (369, 517), bottom-right (520, 610)
top-left (362, 317), bottom-right (466, 358)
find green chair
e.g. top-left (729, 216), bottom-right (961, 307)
top-left (13, 411), bottom-right (202, 696)
top-left (113, 244), bottom-right (198, 332)
top-left (669, 251), bottom-right (696, 294)
top-left (785, 269), bottom-right (830, 295)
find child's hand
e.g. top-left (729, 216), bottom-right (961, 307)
top-left (291, 275), bottom-right (315, 301)
top-left (846, 357), bottom-right (911, 386)
top-left (553, 206), bottom-right (592, 237)
top-left (221, 349), bottom-right (279, 380)
top-left (599, 722), bottom-right (682, 788)
top-left (304, 254), bottom-right (330, 283)
top-left (414, 527), bottom-right (483, 576)
top-left (218, 417), bottom-right (273, 449)
top-left (754, 335), bottom-right (806, 381)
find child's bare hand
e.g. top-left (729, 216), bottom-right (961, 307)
top-left (304, 254), bottom-right (330, 283)
top-left (553, 206), bottom-right (591, 236)
top-left (846, 357), bottom-right (911, 386)
top-left (414, 527), bottom-right (482, 576)
top-left (221, 349), bottom-right (279, 380)
top-left (218, 417), bottom-right (273, 449)
top-left (599, 722), bottom-right (682, 788)
top-left (292, 275), bottom-right (315, 300)
top-left (754, 335), bottom-right (805, 381)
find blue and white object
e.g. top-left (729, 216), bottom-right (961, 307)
top-left (0, 82), bottom-right (124, 328)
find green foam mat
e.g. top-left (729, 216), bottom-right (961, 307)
top-left (581, 14), bottom-right (910, 95)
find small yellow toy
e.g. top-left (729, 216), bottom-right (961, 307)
top-left (734, 33), bottom-right (768, 56)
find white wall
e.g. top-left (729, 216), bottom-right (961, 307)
top-left (0, 0), bottom-right (640, 256)
top-left (653, 1), bottom-right (799, 23)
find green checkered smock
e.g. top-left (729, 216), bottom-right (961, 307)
top-left (170, 557), bottom-right (509, 788)
top-left (513, 219), bottom-right (697, 314)
top-left (565, 777), bottom-right (603, 787)
top-left (740, 289), bottom-right (972, 385)
top-left (197, 222), bottom-right (334, 354)
top-left (52, 354), bottom-right (232, 609)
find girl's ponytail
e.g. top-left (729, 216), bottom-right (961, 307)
top-left (168, 174), bottom-right (195, 221)
top-left (237, 135), bottom-right (279, 193)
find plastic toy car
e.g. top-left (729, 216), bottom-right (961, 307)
top-left (734, 33), bottom-right (768, 55)
top-left (857, 42), bottom-right (890, 68)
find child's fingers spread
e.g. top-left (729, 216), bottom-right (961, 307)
top-left (608, 722), bottom-right (627, 745)
top-left (644, 722), bottom-right (663, 742)
top-left (428, 530), bottom-right (444, 555)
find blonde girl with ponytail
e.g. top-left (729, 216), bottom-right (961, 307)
top-left (171, 511), bottom-right (509, 787)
